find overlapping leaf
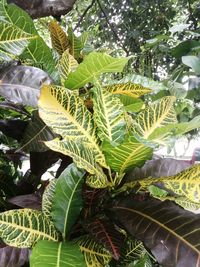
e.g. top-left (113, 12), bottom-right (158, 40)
top-left (84, 218), bottom-right (125, 260)
top-left (45, 138), bottom-right (109, 188)
top-left (104, 82), bottom-right (151, 98)
top-left (42, 179), bottom-right (57, 218)
top-left (38, 84), bottom-right (107, 167)
top-left (0, 209), bottom-right (60, 247)
top-left (30, 240), bottom-right (86, 267)
top-left (52, 164), bottom-right (85, 238)
top-left (68, 27), bottom-right (87, 59)
top-left (139, 163), bottom-right (200, 203)
top-left (103, 135), bottom-right (153, 174)
top-left (108, 197), bottom-right (200, 267)
top-left (78, 235), bottom-right (112, 267)
top-left (93, 82), bottom-right (126, 143)
top-left (49, 20), bottom-right (69, 55)
top-left (58, 49), bottom-right (78, 85)
top-left (65, 52), bottom-right (129, 89)
top-left (133, 96), bottom-right (177, 143)
top-left (0, 65), bottom-right (52, 107)
top-left (0, 23), bottom-right (37, 60)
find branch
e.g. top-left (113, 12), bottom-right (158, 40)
top-left (74, 0), bottom-right (96, 31)
top-left (96, 0), bottom-right (129, 55)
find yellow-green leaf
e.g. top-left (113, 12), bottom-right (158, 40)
top-left (93, 81), bottom-right (126, 143)
top-left (0, 209), bottom-right (60, 248)
top-left (42, 179), bottom-right (57, 219)
top-left (104, 82), bottom-right (151, 98)
top-left (68, 27), bottom-right (87, 59)
top-left (65, 52), bottom-right (129, 90)
top-left (49, 20), bottom-right (69, 55)
top-left (133, 96), bottom-right (177, 143)
top-left (58, 49), bottom-right (78, 86)
top-left (38, 84), bottom-right (107, 167)
top-left (45, 138), bottom-right (110, 188)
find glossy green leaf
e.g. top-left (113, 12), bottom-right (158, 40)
top-left (174, 115), bottom-right (200, 135)
top-left (103, 135), bottom-right (153, 174)
top-left (0, 209), bottom-right (60, 248)
top-left (68, 27), bottom-right (88, 59)
top-left (108, 197), bottom-right (200, 267)
top-left (30, 240), bottom-right (86, 267)
top-left (65, 52), bottom-right (129, 89)
top-left (93, 81), bottom-right (126, 143)
top-left (52, 163), bottom-right (85, 238)
top-left (182, 55), bottom-right (200, 75)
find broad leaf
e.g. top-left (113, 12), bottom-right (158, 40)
top-left (182, 55), bottom-right (200, 75)
top-left (133, 96), bottom-right (177, 140)
top-left (104, 82), bottom-right (151, 98)
top-left (174, 115), bottom-right (200, 135)
top-left (139, 163), bottom-right (200, 203)
top-left (0, 65), bottom-right (52, 107)
top-left (65, 52), bottom-right (129, 89)
top-left (120, 96), bottom-right (144, 112)
top-left (52, 163), bottom-right (85, 238)
top-left (0, 23), bottom-right (37, 59)
top-left (68, 27), bottom-right (87, 59)
top-left (20, 111), bottom-right (56, 152)
top-left (78, 235), bottom-right (112, 267)
top-left (84, 218), bottom-right (125, 260)
top-left (30, 240), bottom-right (86, 267)
top-left (42, 179), bottom-right (57, 218)
top-left (45, 138), bottom-right (109, 188)
top-left (103, 135), bottom-right (153, 174)
top-left (0, 245), bottom-right (30, 267)
top-left (0, 209), bottom-right (60, 247)
top-left (58, 49), bottom-right (78, 85)
top-left (108, 196), bottom-right (200, 267)
top-left (49, 20), bottom-right (69, 55)
top-left (38, 84), bottom-right (107, 167)
top-left (93, 82), bottom-right (126, 143)
top-left (8, 193), bottom-right (42, 210)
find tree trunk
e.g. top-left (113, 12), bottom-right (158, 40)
top-left (8, 0), bottom-right (77, 19)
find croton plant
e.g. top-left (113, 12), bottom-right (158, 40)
top-left (0, 0), bottom-right (200, 266)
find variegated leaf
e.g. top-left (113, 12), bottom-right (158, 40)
top-left (133, 96), bottom-right (177, 143)
top-left (78, 236), bottom-right (112, 267)
top-left (58, 49), bottom-right (78, 86)
top-left (93, 82), bottom-right (126, 143)
top-left (103, 135), bottom-right (153, 174)
top-left (0, 209), bottom-right (60, 248)
top-left (104, 82), bottom-right (151, 98)
top-left (0, 23), bottom-right (37, 59)
top-left (42, 179), bottom-right (57, 219)
top-left (49, 20), bottom-right (69, 55)
top-left (65, 52), bottom-right (129, 90)
top-left (68, 27), bottom-right (87, 59)
top-left (45, 138), bottom-right (110, 188)
top-left (38, 84), bottom-right (107, 167)
top-left (139, 164), bottom-right (200, 203)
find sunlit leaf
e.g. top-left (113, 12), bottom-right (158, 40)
top-left (0, 209), bottom-right (60, 247)
top-left (42, 179), bottom-right (57, 219)
top-left (65, 52), bottom-right (129, 89)
top-left (68, 27), bottom-right (87, 59)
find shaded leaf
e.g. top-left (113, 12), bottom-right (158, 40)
top-left (108, 196), bottom-right (200, 267)
top-left (0, 119), bottom-right (28, 141)
top-left (8, 193), bottom-right (42, 210)
top-left (103, 135), bottom-right (153, 174)
top-left (65, 52), bottom-right (129, 89)
top-left (0, 65), bottom-right (52, 107)
top-left (0, 245), bottom-right (30, 267)
top-left (30, 240), bottom-right (86, 267)
top-left (93, 81), bottom-right (126, 143)
top-left (52, 163), bottom-right (85, 238)
top-left (84, 218), bottom-right (125, 260)
top-left (78, 235), bottom-right (112, 267)
top-left (49, 20), bottom-right (69, 55)
top-left (0, 209), bottom-right (60, 247)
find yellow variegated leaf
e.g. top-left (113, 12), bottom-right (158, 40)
top-left (103, 135), bottom-right (153, 174)
top-left (58, 49), bottom-right (78, 86)
top-left (68, 27), bottom-right (87, 59)
top-left (93, 81), bottom-right (126, 143)
top-left (0, 209), bottom-right (60, 248)
top-left (140, 164), bottom-right (200, 203)
top-left (104, 82), bottom-right (151, 98)
top-left (38, 84), bottom-right (107, 168)
top-left (45, 138), bottom-right (110, 188)
top-left (78, 236), bottom-right (112, 267)
top-left (42, 179), bottom-right (57, 219)
top-left (49, 20), bottom-right (69, 55)
top-left (0, 23), bottom-right (37, 59)
top-left (133, 96), bottom-right (177, 143)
